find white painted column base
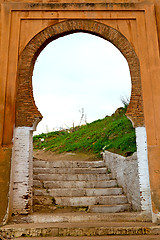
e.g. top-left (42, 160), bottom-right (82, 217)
top-left (135, 127), bottom-right (152, 220)
top-left (10, 127), bottom-right (33, 215)
top-left (152, 212), bottom-right (160, 224)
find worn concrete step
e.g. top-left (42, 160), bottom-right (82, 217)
top-left (39, 180), bottom-right (117, 189)
top-left (33, 167), bottom-right (107, 174)
top-left (33, 196), bottom-right (53, 206)
top-left (54, 195), bottom-right (128, 206)
top-left (33, 195), bottom-right (128, 207)
top-left (33, 173), bottom-right (112, 181)
top-left (11, 236), bottom-right (160, 240)
top-left (34, 188), bottom-right (123, 197)
top-left (14, 212), bottom-right (146, 224)
top-left (88, 204), bottom-right (131, 213)
top-left (1, 222), bottom-right (159, 238)
top-left (33, 160), bottom-right (106, 169)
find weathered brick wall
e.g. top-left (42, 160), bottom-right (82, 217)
top-left (16, 20), bottom-right (144, 128)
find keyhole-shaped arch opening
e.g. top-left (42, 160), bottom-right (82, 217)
top-left (16, 20), bottom-right (144, 128)
top-left (32, 32), bottom-right (132, 135)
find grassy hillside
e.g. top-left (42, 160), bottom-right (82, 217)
top-left (33, 107), bottom-right (136, 157)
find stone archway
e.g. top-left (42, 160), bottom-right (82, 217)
top-left (16, 19), bottom-right (144, 128)
top-left (10, 20), bottom-right (151, 218)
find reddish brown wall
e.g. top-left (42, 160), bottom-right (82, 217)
top-left (1, 0), bottom-right (160, 224)
top-left (0, 148), bottom-right (12, 224)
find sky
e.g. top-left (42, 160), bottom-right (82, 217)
top-left (32, 32), bottom-right (131, 135)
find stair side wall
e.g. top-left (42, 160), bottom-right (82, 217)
top-left (103, 151), bottom-right (141, 211)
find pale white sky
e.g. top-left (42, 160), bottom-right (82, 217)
top-left (32, 32), bottom-right (131, 135)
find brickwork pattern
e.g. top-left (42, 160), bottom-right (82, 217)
top-left (16, 19), bottom-right (144, 127)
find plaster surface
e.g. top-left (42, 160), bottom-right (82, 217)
top-left (135, 127), bottom-right (152, 217)
top-left (1, 0), bottom-right (160, 224)
top-left (9, 127), bottom-right (33, 215)
top-left (103, 151), bottom-right (141, 212)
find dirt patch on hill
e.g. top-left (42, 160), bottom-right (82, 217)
top-left (33, 150), bottom-right (100, 161)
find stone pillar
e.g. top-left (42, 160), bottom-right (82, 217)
top-left (9, 127), bottom-right (33, 215)
top-left (135, 127), bottom-right (152, 219)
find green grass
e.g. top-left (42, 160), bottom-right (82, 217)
top-left (33, 107), bottom-right (136, 157)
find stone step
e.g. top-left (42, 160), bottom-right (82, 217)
top-left (33, 196), bottom-right (53, 206)
top-left (41, 180), bottom-right (117, 189)
top-left (9, 236), bottom-right (160, 240)
top-left (88, 204), bottom-right (131, 213)
top-left (34, 188), bottom-right (123, 197)
top-left (33, 160), bottom-right (105, 169)
top-left (32, 158), bottom-right (130, 215)
top-left (15, 212), bottom-right (146, 223)
top-left (33, 195), bottom-right (128, 207)
top-left (54, 195), bottom-right (128, 206)
top-left (33, 167), bottom-right (107, 174)
top-left (1, 222), bottom-right (159, 238)
top-left (33, 173), bottom-right (112, 181)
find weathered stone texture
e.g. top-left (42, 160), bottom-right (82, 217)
top-left (103, 126), bottom-right (153, 218)
top-left (1, 0), bottom-right (160, 225)
top-left (135, 127), bottom-right (152, 215)
top-left (10, 127), bottom-right (33, 215)
top-left (103, 151), bottom-right (141, 211)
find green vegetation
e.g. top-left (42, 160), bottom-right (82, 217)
top-left (33, 107), bottom-right (136, 157)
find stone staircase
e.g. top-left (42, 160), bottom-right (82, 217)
top-left (33, 157), bottom-right (131, 213)
top-left (2, 155), bottom-right (159, 239)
